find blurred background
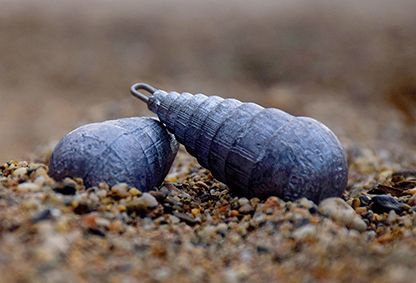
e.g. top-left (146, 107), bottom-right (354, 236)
top-left (0, 0), bottom-right (415, 163)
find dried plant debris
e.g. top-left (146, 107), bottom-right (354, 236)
top-left (0, 146), bottom-right (416, 283)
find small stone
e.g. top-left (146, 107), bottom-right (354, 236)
top-left (96, 217), bottom-right (111, 228)
top-left (173, 212), bottom-right (198, 226)
top-left (22, 199), bottom-right (40, 210)
top-left (292, 224), bottom-right (316, 240)
top-left (87, 227), bottom-right (106, 237)
top-left (17, 182), bottom-right (40, 192)
top-left (96, 189), bottom-right (107, 199)
top-left (139, 193), bottom-right (158, 207)
top-left (53, 184), bottom-right (76, 195)
top-left (165, 176), bottom-right (178, 183)
top-left (408, 194), bottom-right (416, 206)
top-left (406, 188), bottom-right (416, 195)
top-left (129, 188), bottom-right (141, 197)
top-left (32, 209), bottom-right (53, 223)
top-left (169, 215), bottom-right (180, 224)
top-left (230, 210), bottom-right (239, 217)
top-left (238, 198), bottom-right (249, 206)
top-left (191, 208), bottom-right (201, 217)
top-left (34, 176), bottom-right (46, 186)
top-left (370, 195), bottom-right (403, 213)
top-left (351, 198), bottom-right (361, 208)
top-left (126, 193), bottom-right (158, 213)
top-left (239, 203), bottom-right (254, 214)
top-left (298, 198), bottom-right (315, 209)
top-left (108, 220), bottom-right (123, 233)
top-left (223, 266), bottom-right (249, 283)
top-left (98, 182), bottom-right (109, 190)
top-left (150, 191), bottom-right (167, 202)
top-left (319, 198), bottom-right (367, 232)
top-left (63, 177), bottom-right (78, 187)
top-left (355, 207), bottom-right (367, 215)
top-left (13, 167), bottom-right (27, 178)
top-left (82, 213), bottom-right (97, 228)
top-left (387, 210), bottom-right (398, 224)
top-left (250, 198), bottom-right (260, 208)
top-left (216, 223), bottom-right (228, 233)
top-left (264, 196), bottom-right (281, 208)
top-left (111, 183), bottom-right (129, 198)
top-left (72, 201), bottom-right (93, 215)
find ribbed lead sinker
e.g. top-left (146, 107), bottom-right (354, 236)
top-left (49, 117), bottom-right (179, 191)
top-left (132, 83), bottom-right (348, 203)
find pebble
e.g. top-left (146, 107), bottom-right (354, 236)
top-left (53, 184), bottom-right (77, 195)
top-left (238, 198), bottom-right (249, 206)
top-left (169, 215), bottom-right (180, 224)
top-left (319, 198), bottom-right (367, 232)
top-left (173, 212), bottom-right (198, 226)
top-left (34, 176), bottom-right (46, 186)
top-left (298, 198), bottom-right (315, 209)
top-left (111, 183), bottom-right (130, 198)
top-left (239, 204), bottom-right (254, 214)
top-left (129, 188), bottom-right (141, 197)
top-left (126, 193), bottom-right (158, 212)
top-left (12, 167), bottom-right (27, 178)
top-left (17, 182), bottom-right (41, 192)
top-left (216, 223), bottom-right (228, 233)
top-left (32, 209), bottom-right (53, 223)
top-left (292, 224), bottom-right (317, 240)
top-left (370, 195), bottom-right (404, 213)
top-left (408, 195), bottom-right (416, 206)
top-left (140, 193), bottom-right (158, 207)
top-left (387, 210), bottom-right (398, 224)
top-left (407, 188), bottom-right (416, 195)
top-left (191, 208), bottom-right (201, 217)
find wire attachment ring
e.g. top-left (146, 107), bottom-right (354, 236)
top-left (130, 83), bottom-right (157, 103)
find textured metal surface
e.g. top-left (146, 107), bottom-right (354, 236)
top-left (49, 117), bottom-right (179, 191)
top-left (133, 83), bottom-right (348, 203)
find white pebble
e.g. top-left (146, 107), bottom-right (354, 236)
top-left (138, 193), bottom-right (158, 208)
top-left (13, 167), bottom-right (27, 178)
top-left (387, 210), bottom-right (398, 224)
top-left (34, 176), bottom-right (46, 186)
top-left (238, 198), bottom-right (249, 206)
top-left (170, 215), bottom-right (180, 224)
top-left (293, 224), bottom-right (316, 240)
top-left (17, 182), bottom-right (40, 192)
top-left (298, 197), bottom-right (315, 209)
top-left (319, 197), bottom-right (367, 232)
top-left (111, 183), bottom-right (129, 197)
top-left (96, 217), bottom-right (111, 227)
top-left (216, 223), bottom-right (228, 233)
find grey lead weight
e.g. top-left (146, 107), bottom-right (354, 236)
top-left (131, 83), bottom-right (348, 203)
top-left (49, 117), bottom-right (179, 191)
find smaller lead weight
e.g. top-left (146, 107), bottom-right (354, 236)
top-left (49, 117), bottom-right (179, 191)
top-left (131, 83), bottom-right (348, 203)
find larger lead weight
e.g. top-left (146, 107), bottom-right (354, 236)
top-left (49, 117), bottom-right (179, 191)
top-left (131, 83), bottom-right (348, 203)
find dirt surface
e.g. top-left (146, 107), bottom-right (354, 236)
top-left (0, 1), bottom-right (416, 282)
top-left (1, 146), bottom-right (416, 283)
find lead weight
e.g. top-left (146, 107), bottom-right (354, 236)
top-left (131, 83), bottom-right (348, 203)
top-left (49, 117), bottom-right (179, 191)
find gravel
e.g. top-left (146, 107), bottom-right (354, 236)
top-left (0, 146), bottom-right (415, 282)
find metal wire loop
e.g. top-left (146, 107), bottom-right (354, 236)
top-left (130, 82), bottom-right (157, 103)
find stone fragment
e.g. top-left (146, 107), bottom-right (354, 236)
top-left (319, 197), bottom-right (367, 232)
